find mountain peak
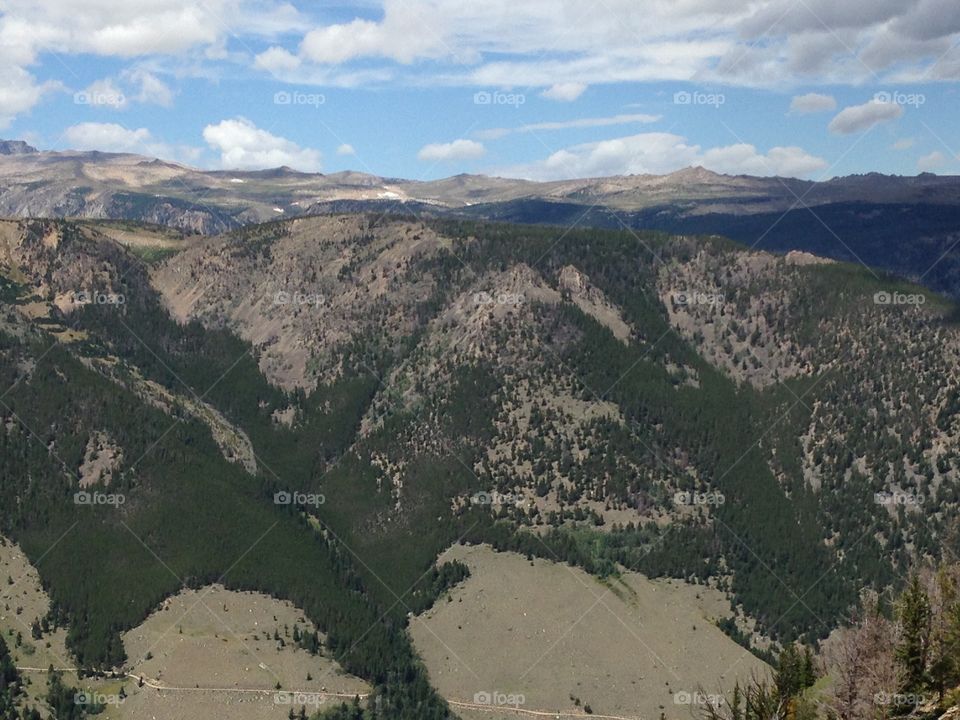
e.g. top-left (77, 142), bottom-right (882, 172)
top-left (0, 139), bottom-right (38, 155)
top-left (666, 165), bottom-right (724, 182)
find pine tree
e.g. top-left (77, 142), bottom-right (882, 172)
top-left (800, 646), bottom-right (816, 689)
top-left (896, 574), bottom-right (932, 693)
top-left (775, 643), bottom-right (802, 699)
top-left (929, 568), bottom-right (960, 699)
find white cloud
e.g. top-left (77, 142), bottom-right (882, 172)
top-left (250, 0), bottom-right (960, 89)
top-left (417, 139), bottom-right (486, 162)
top-left (477, 113), bottom-right (660, 140)
top-left (541, 82), bottom-right (587, 102)
top-left (721, 0), bottom-right (960, 83)
top-left (61, 122), bottom-right (199, 164)
top-left (74, 78), bottom-right (128, 110)
top-left (336, 143), bottom-right (356, 156)
top-left (0, 67), bottom-right (59, 127)
top-left (63, 122), bottom-right (151, 152)
top-left (0, 1), bottom-right (302, 61)
top-left (73, 72), bottom-right (175, 111)
top-left (2, 1), bottom-right (223, 59)
top-left (124, 69), bottom-right (175, 107)
top-left (3, 0), bottom-right (959, 136)
top-left (299, 12), bottom-right (446, 65)
top-left (828, 100), bottom-right (903, 134)
top-left (701, 144), bottom-right (828, 177)
top-left (1, 0), bottom-right (959, 140)
top-left (500, 131), bottom-right (826, 181)
top-left (917, 151), bottom-right (947, 172)
top-left (203, 117), bottom-right (322, 171)
top-left (0, 0), bottom-right (313, 125)
top-left (789, 92), bottom-right (836, 114)
top-left (254, 46), bottom-right (302, 73)
top-left (892, 138), bottom-right (915, 150)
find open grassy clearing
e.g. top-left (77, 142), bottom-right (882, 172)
top-left (411, 544), bottom-right (769, 720)
top-left (1, 537), bottom-right (369, 720)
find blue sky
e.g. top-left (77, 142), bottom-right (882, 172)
top-left (3, 0), bottom-right (960, 180)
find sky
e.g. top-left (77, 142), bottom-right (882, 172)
top-left (2, 0), bottom-right (960, 180)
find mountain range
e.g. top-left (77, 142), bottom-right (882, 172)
top-left (2, 141), bottom-right (960, 298)
top-left (3, 138), bottom-right (960, 717)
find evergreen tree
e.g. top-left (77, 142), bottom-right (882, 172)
top-left (895, 574), bottom-right (932, 693)
top-left (929, 568), bottom-right (960, 699)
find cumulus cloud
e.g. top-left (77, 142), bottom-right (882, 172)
top-left (254, 46), bottom-right (302, 73)
top-left (242, 0), bottom-right (960, 89)
top-left (715, 0), bottom-right (960, 84)
top-left (336, 143), bottom-right (356, 156)
top-left (203, 117), bottom-right (322, 171)
top-left (541, 82), bottom-right (587, 102)
top-left (740, 0), bottom-right (903, 39)
top-left (0, 67), bottom-right (60, 127)
top-left (0, 0), bottom-right (306, 124)
top-left (889, 0), bottom-right (960, 42)
top-left (0, 0), bottom-right (303, 61)
top-left (500, 132), bottom-right (826, 181)
top-left (789, 92), bottom-right (836, 114)
top-left (892, 138), bottom-right (915, 150)
top-left (299, 12), bottom-right (447, 65)
top-left (5, 0), bottom-right (960, 131)
top-left (417, 139), bottom-right (486, 162)
top-left (477, 113), bottom-right (660, 140)
top-left (828, 100), bottom-right (904, 134)
top-left (917, 151), bottom-right (947, 172)
top-left (61, 122), bottom-right (200, 163)
top-left (1, 1), bottom-right (225, 60)
top-left (124, 69), bottom-right (175, 107)
top-left (64, 122), bottom-right (152, 151)
top-left (74, 78), bottom-right (128, 110)
top-left (702, 144), bottom-right (828, 177)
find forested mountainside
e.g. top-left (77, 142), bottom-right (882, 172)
top-left (1, 214), bottom-right (959, 717)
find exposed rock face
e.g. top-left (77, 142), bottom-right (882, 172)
top-left (0, 139), bottom-right (37, 155)
top-left (557, 265), bottom-right (632, 343)
top-left (785, 250), bottom-right (835, 266)
top-left (78, 431), bottom-right (123, 488)
top-left (939, 705), bottom-right (960, 720)
top-left (152, 215), bottom-right (452, 390)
